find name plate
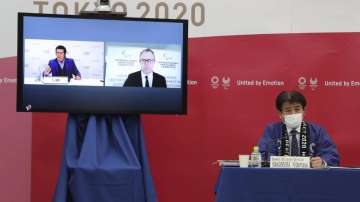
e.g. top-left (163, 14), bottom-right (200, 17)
top-left (43, 76), bottom-right (68, 84)
top-left (270, 156), bottom-right (310, 168)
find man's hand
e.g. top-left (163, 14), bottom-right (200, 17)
top-left (311, 157), bottom-right (325, 168)
top-left (43, 65), bottom-right (51, 76)
top-left (72, 74), bottom-right (81, 80)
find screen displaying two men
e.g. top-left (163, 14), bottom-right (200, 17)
top-left (18, 14), bottom-right (187, 114)
top-left (24, 39), bottom-right (182, 88)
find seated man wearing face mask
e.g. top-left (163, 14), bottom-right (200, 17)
top-left (258, 90), bottom-right (340, 168)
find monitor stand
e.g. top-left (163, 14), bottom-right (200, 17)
top-left (53, 7), bottom-right (157, 202)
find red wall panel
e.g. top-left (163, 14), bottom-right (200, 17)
top-left (32, 33), bottom-right (360, 202)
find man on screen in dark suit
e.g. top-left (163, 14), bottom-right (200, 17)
top-left (43, 45), bottom-right (81, 81)
top-left (258, 91), bottom-right (340, 168)
top-left (123, 48), bottom-right (167, 88)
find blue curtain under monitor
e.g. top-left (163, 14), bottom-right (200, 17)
top-left (53, 114), bottom-right (158, 202)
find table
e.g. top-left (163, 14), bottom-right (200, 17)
top-left (215, 167), bottom-right (360, 202)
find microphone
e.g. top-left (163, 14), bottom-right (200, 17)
top-left (276, 138), bottom-right (282, 156)
top-left (309, 143), bottom-right (316, 156)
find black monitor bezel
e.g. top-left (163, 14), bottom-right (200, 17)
top-left (17, 12), bottom-right (188, 114)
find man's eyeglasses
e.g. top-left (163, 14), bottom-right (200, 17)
top-left (140, 59), bottom-right (154, 63)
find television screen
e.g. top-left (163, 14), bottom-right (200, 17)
top-left (17, 13), bottom-right (187, 114)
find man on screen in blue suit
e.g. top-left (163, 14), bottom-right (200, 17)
top-left (258, 91), bottom-right (340, 168)
top-left (43, 45), bottom-right (81, 81)
top-left (123, 48), bottom-right (167, 88)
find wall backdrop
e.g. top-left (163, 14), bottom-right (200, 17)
top-left (1, 1), bottom-right (360, 202)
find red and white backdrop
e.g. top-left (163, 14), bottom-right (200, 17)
top-left (1, 1), bottom-right (360, 202)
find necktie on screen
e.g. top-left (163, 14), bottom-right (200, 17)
top-left (145, 76), bottom-right (150, 87)
top-left (290, 130), bottom-right (299, 156)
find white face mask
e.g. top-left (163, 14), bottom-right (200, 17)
top-left (283, 113), bottom-right (303, 129)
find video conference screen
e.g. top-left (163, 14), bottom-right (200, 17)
top-left (17, 13), bottom-right (187, 114)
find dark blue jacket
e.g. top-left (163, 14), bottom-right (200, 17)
top-left (258, 122), bottom-right (340, 166)
top-left (48, 58), bottom-right (81, 80)
top-left (123, 71), bottom-right (167, 88)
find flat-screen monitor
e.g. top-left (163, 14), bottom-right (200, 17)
top-left (17, 12), bottom-right (187, 114)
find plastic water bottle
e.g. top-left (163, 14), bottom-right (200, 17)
top-left (38, 66), bottom-right (43, 81)
top-left (250, 145), bottom-right (262, 168)
top-left (38, 65), bottom-right (45, 82)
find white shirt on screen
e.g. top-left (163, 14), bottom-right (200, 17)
top-left (58, 60), bottom-right (64, 70)
top-left (141, 71), bottom-right (153, 87)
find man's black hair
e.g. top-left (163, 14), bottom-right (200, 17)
top-left (275, 90), bottom-right (307, 111)
top-left (55, 45), bottom-right (67, 55)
